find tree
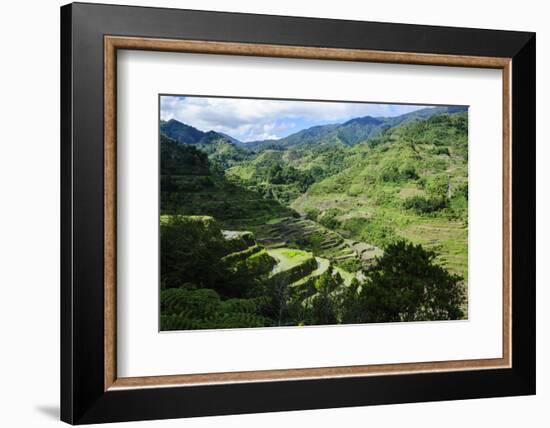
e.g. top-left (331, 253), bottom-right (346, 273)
top-left (160, 216), bottom-right (229, 290)
top-left (160, 134), bottom-right (209, 175)
top-left (307, 271), bottom-right (342, 325)
top-left (344, 241), bottom-right (465, 323)
top-left (310, 292), bottom-right (338, 325)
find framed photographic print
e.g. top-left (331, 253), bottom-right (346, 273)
top-left (60, 2), bottom-right (536, 425)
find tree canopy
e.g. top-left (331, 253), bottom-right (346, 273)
top-left (342, 241), bottom-right (465, 323)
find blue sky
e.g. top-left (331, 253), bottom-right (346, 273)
top-left (160, 95), bottom-right (429, 142)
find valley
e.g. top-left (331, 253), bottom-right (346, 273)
top-left (160, 104), bottom-right (468, 330)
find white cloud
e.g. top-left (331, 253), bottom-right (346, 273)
top-left (160, 96), bottom-right (427, 142)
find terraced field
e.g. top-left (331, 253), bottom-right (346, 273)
top-left (397, 219), bottom-right (467, 279)
top-left (219, 233), bottom-right (364, 304)
top-left (253, 217), bottom-right (381, 268)
top-left (293, 189), bottom-right (467, 281)
top-left (291, 257), bottom-right (330, 287)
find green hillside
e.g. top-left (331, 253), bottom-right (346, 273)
top-left (160, 134), bottom-right (294, 229)
top-left (161, 119), bottom-right (252, 168)
top-left (291, 112), bottom-right (468, 279)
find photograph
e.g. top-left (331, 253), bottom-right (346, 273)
top-left (53, 2), bottom-right (536, 424)
top-left (159, 95), bottom-right (469, 331)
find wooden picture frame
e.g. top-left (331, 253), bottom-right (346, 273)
top-left (61, 2), bottom-right (535, 424)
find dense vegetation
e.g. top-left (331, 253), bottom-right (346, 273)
top-left (160, 106), bottom-right (468, 330)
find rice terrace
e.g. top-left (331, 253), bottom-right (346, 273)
top-left (159, 96), bottom-right (468, 331)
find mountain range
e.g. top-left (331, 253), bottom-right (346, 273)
top-left (160, 105), bottom-right (467, 151)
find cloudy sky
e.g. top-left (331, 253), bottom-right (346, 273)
top-left (160, 95), bottom-right (429, 142)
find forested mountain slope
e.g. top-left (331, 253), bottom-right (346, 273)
top-left (160, 133), bottom-right (294, 228)
top-left (161, 119), bottom-right (251, 168)
top-left (292, 112), bottom-right (469, 278)
top-left (242, 105), bottom-right (467, 150)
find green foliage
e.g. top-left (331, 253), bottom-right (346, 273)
top-left (160, 215), bottom-right (276, 298)
top-left (434, 146), bottom-right (450, 156)
top-left (335, 257), bottom-right (363, 273)
top-left (229, 249), bottom-right (277, 284)
top-left (221, 244), bottom-right (263, 264)
top-left (161, 287), bottom-right (222, 319)
top-left (196, 140), bottom-right (251, 169)
top-left (318, 208), bottom-right (342, 230)
top-left (160, 134), bottom-right (209, 175)
top-left (423, 175), bottom-right (450, 199)
top-left (298, 270), bottom-right (345, 325)
top-left (313, 270), bottom-right (342, 293)
top-left (266, 163), bottom-right (314, 189)
top-left (378, 160), bottom-right (419, 183)
top-left (293, 110), bottom-right (468, 278)
top-left (227, 152), bottom-right (315, 204)
top-left (160, 215), bottom-right (229, 290)
top-left (160, 119), bottom-right (205, 144)
top-left (161, 119), bottom-right (252, 169)
top-left (304, 207), bottom-right (320, 221)
top-left (160, 288), bottom-right (271, 330)
top-left (342, 241), bottom-right (465, 323)
top-left (309, 290), bottom-right (338, 325)
top-left (448, 183), bottom-right (468, 220)
top-left (404, 175), bottom-right (468, 217)
top-left (222, 231), bottom-right (256, 253)
top-left (340, 216), bottom-right (398, 249)
top-left (161, 141), bottom-right (295, 223)
top-left (394, 112), bottom-right (468, 157)
top-left (403, 195), bottom-right (447, 214)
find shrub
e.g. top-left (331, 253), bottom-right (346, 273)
top-left (223, 231), bottom-right (256, 253)
top-left (347, 183), bottom-right (364, 196)
top-left (403, 195), bottom-right (446, 214)
top-left (340, 216), bottom-right (397, 249)
top-left (335, 258), bottom-right (363, 273)
top-left (340, 217), bottom-right (368, 236)
top-left (425, 175), bottom-right (450, 199)
top-left (399, 163), bottom-right (419, 180)
top-left (434, 146), bottom-right (450, 156)
top-left (342, 241), bottom-right (465, 323)
top-left (305, 207), bottom-right (320, 221)
top-left (318, 208), bottom-right (343, 230)
top-left (448, 182), bottom-right (468, 219)
top-left (160, 134), bottom-right (210, 175)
